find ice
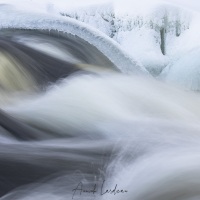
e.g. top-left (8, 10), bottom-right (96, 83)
top-left (1, 0), bottom-right (200, 81)
top-left (0, 4), bottom-right (146, 74)
top-left (57, 0), bottom-right (195, 75)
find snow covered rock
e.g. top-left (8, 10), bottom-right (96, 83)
top-left (162, 48), bottom-right (200, 91)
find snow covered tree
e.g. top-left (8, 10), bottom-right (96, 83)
top-left (160, 13), bottom-right (168, 55)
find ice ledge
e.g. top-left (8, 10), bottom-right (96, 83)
top-left (0, 6), bottom-right (148, 75)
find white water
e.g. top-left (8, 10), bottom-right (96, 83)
top-left (1, 73), bottom-right (200, 200)
top-left (3, 74), bottom-right (200, 136)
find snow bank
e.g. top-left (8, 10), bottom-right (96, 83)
top-left (162, 48), bottom-right (200, 91)
top-left (0, 5), bottom-right (147, 74)
top-left (166, 13), bottom-right (200, 59)
top-left (58, 0), bottom-right (193, 75)
top-left (60, 4), bottom-right (114, 37)
top-left (1, 0), bottom-right (200, 77)
top-left (115, 27), bottom-right (169, 75)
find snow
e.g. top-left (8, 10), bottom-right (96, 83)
top-left (162, 48), bottom-right (200, 91)
top-left (60, 4), bottom-right (114, 37)
top-left (163, 0), bottom-right (200, 13)
top-left (0, 5), bottom-right (147, 74)
top-left (115, 27), bottom-right (169, 75)
top-left (47, 0), bottom-right (196, 76)
top-left (166, 14), bottom-right (200, 59)
top-left (1, 0), bottom-right (200, 82)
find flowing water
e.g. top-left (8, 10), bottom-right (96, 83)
top-left (1, 29), bottom-right (200, 200)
